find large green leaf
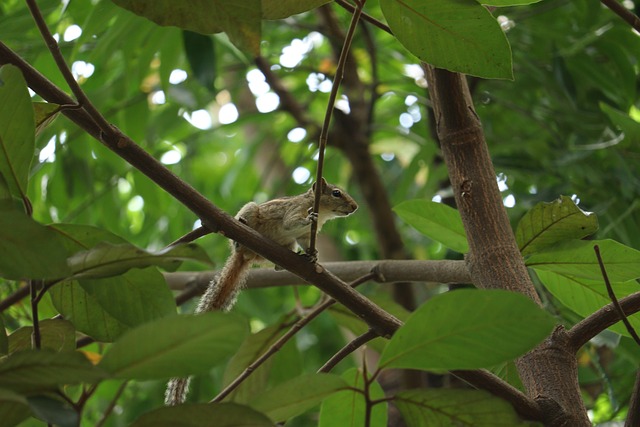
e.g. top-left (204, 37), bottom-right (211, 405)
top-left (27, 395), bottom-right (78, 427)
top-left (250, 373), bottom-right (348, 422)
top-left (8, 319), bottom-right (75, 353)
top-left (379, 289), bottom-right (555, 371)
top-left (262, 0), bottom-right (331, 19)
top-left (0, 65), bottom-right (34, 199)
top-left (395, 389), bottom-right (537, 426)
top-left (0, 388), bottom-right (30, 427)
top-left (534, 269), bottom-right (640, 337)
top-left (0, 201), bottom-right (71, 280)
top-left (393, 200), bottom-right (468, 253)
top-left (99, 312), bottom-right (248, 380)
top-left (319, 368), bottom-right (387, 427)
top-left (380, 0), bottom-right (512, 79)
top-left (112, 0), bottom-right (261, 55)
top-left (130, 403), bottom-right (273, 427)
top-left (526, 239), bottom-right (640, 282)
top-left (0, 350), bottom-right (107, 394)
top-left (516, 195), bottom-right (598, 256)
top-left (48, 224), bottom-right (177, 342)
top-left (48, 281), bottom-right (129, 343)
top-left (66, 241), bottom-right (211, 280)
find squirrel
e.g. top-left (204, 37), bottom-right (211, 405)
top-left (165, 178), bottom-right (357, 406)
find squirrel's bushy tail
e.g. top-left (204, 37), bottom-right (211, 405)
top-left (164, 251), bottom-right (251, 406)
top-left (196, 250), bottom-right (251, 312)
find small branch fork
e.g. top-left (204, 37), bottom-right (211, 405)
top-left (308, 0), bottom-right (367, 255)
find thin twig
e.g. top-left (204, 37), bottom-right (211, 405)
top-left (335, 0), bottom-right (392, 35)
top-left (29, 280), bottom-right (41, 349)
top-left (308, 0), bottom-right (367, 255)
top-left (167, 226), bottom-right (211, 247)
top-left (25, 0), bottom-right (112, 133)
top-left (211, 272), bottom-right (377, 402)
top-left (95, 381), bottom-right (128, 427)
top-left (594, 245), bottom-right (640, 346)
top-left (317, 328), bottom-right (378, 373)
top-left (600, 0), bottom-right (640, 33)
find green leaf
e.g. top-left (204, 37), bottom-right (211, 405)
top-left (0, 64), bottom-right (35, 199)
top-left (393, 200), bottom-right (468, 253)
top-left (319, 368), bottom-right (387, 427)
top-left (516, 195), bottom-right (598, 256)
top-left (183, 31), bottom-right (216, 92)
top-left (479, 0), bottom-right (542, 5)
top-left (0, 388), bottom-right (30, 427)
top-left (130, 402), bottom-right (273, 427)
top-left (600, 102), bottom-right (640, 146)
top-left (33, 102), bottom-right (60, 136)
top-left (67, 241), bottom-right (211, 280)
top-left (395, 389), bottom-right (538, 426)
top-left (0, 350), bottom-right (107, 394)
top-left (250, 373), bottom-right (348, 422)
top-left (534, 269), bottom-right (640, 337)
top-left (221, 322), bottom-right (286, 403)
top-left (48, 225), bottom-right (178, 342)
top-left (113, 0), bottom-right (261, 55)
top-left (379, 289), bottom-right (555, 371)
top-left (262, 0), bottom-right (331, 19)
top-left (330, 294), bottom-right (411, 354)
top-left (526, 239), bottom-right (640, 282)
top-left (27, 395), bottom-right (78, 427)
top-left (99, 312), bottom-right (248, 380)
top-left (8, 319), bottom-right (76, 353)
top-left (0, 201), bottom-right (72, 280)
top-left (49, 280), bottom-right (129, 343)
top-left (379, 0), bottom-right (512, 79)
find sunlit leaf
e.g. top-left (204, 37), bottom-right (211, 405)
top-left (113, 0), bottom-right (261, 54)
top-left (99, 313), bottom-right (248, 380)
top-left (379, 289), bottom-right (555, 371)
top-left (394, 200), bottom-right (468, 253)
top-left (33, 102), bottom-right (60, 135)
top-left (130, 402), bottom-right (273, 427)
top-left (380, 0), bottom-right (512, 79)
top-left (516, 195), bottom-right (598, 256)
top-left (250, 373), bottom-right (348, 422)
top-left (262, 0), bottom-right (331, 19)
top-left (526, 239), bottom-right (640, 282)
top-left (0, 65), bottom-right (34, 199)
top-left (534, 269), bottom-right (640, 338)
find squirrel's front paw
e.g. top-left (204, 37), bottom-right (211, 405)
top-left (301, 248), bottom-right (318, 263)
top-left (306, 209), bottom-right (318, 224)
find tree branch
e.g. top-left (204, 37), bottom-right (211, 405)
top-left (0, 41), bottom-right (401, 338)
top-left (318, 328), bottom-right (379, 373)
top-left (566, 292), bottom-right (640, 351)
top-left (600, 0), bottom-right (640, 32)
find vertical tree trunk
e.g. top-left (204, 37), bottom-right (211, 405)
top-left (424, 66), bottom-right (590, 426)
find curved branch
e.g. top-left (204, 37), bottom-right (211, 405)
top-left (567, 292), bottom-right (640, 352)
top-left (0, 41), bottom-right (401, 338)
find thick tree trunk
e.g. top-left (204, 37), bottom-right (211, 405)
top-left (424, 66), bottom-right (590, 426)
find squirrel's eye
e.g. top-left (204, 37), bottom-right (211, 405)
top-left (332, 189), bottom-right (342, 197)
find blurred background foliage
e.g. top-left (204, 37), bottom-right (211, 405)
top-left (1, 0), bottom-right (639, 424)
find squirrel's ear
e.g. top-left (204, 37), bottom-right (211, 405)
top-left (313, 178), bottom-right (328, 192)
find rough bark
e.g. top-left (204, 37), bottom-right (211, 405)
top-left (424, 66), bottom-right (590, 426)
